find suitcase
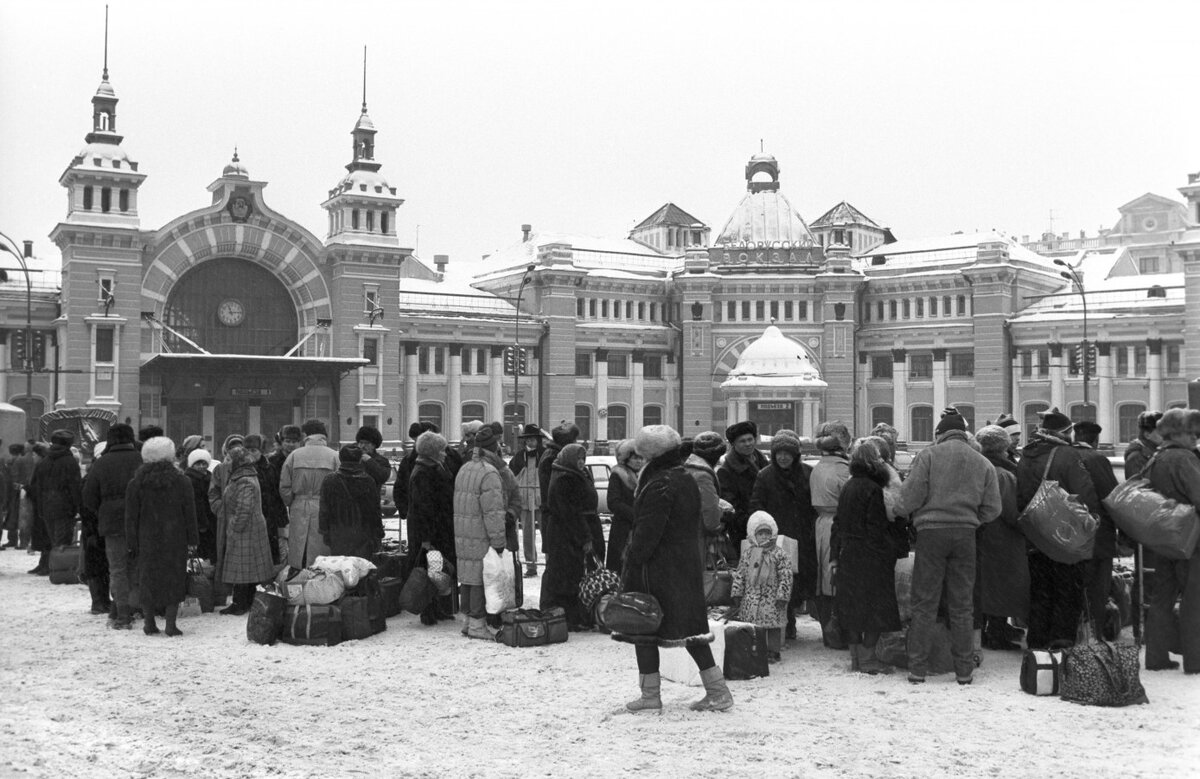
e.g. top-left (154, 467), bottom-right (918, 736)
top-left (372, 544), bottom-right (410, 581)
top-left (49, 545), bottom-right (82, 585)
top-left (345, 570), bottom-right (386, 634)
top-left (723, 621), bottom-right (769, 680)
top-left (338, 595), bottom-right (374, 641)
top-left (379, 576), bottom-right (403, 618)
top-left (279, 604), bottom-right (343, 646)
top-left (496, 607), bottom-right (569, 647)
top-left (1020, 648), bottom-right (1065, 695)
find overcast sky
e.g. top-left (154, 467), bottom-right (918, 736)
top-left (2, 1), bottom-right (1197, 275)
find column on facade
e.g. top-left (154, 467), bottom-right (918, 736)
top-left (1010, 353), bottom-right (1021, 420)
top-left (1147, 339), bottom-right (1164, 412)
top-left (247, 400), bottom-right (262, 437)
top-left (1049, 343), bottom-right (1065, 410)
top-left (736, 399), bottom-right (750, 425)
top-left (488, 346), bottom-right (504, 434)
top-left (631, 350), bottom-right (645, 431)
top-left (403, 342), bottom-right (419, 438)
top-left (725, 397), bottom-right (737, 427)
top-left (891, 349), bottom-right (908, 440)
top-left (857, 352), bottom-right (870, 434)
top-left (1096, 342), bottom-right (1114, 447)
top-left (447, 345), bottom-right (463, 438)
top-left (801, 397), bottom-right (818, 438)
top-left (594, 348), bottom-right (609, 444)
top-left (0, 337), bottom-right (8, 403)
top-left (932, 348), bottom-right (947, 416)
top-left (202, 401), bottom-right (215, 451)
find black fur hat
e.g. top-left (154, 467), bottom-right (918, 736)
top-left (725, 421), bottom-right (757, 443)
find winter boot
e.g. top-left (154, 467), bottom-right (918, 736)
top-left (109, 604), bottom-right (133, 630)
top-left (27, 550), bottom-right (49, 575)
top-left (88, 580), bottom-right (111, 615)
top-left (689, 666), bottom-right (734, 712)
top-left (624, 673), bottom-right (662, 714)
top-left (858, 634), bottom-right (894, 675)
top-left (164, 604), bottom-right (182, 637)
top-left (143, 613), bottom-right (160, 636)
top-left (848, 644), bottom-right (862, 672)
top-left (465, 616), bottom-right (498, 641)
top-left (524, 564), bottom-right (538, 579)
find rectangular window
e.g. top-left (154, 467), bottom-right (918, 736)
top-left (83, 186), bottom-right (94, 210)
top-left (461, 347), bottom-right (473, 375)
top-left (576, 298), bottom-right (585, 318)
top-left (575, 351), bottom-right (592, 377)
top-left (1037, 348), bottom-right (1050, 377)
top-left (755, 301), bottom-right (765, 320)
top-left (911, 406), bottom-right (934, 442)
top-left (101, 187), bottom-right (112, 213)
top-left (741, 301), bottom-right (750, 320)
top-left (950, 352), bottom-right (974, 378)
top-left (943, 296), bottom-right (952, 316)
top-left (957, 295), bottom-right (967, 316)
top-left (649, 303), bottom-right (658, 322)
top-left (418, 346), bottom-right (430, 374)
top-left (871, 355), bottom-right (893, 380)
top-left (902, 299), bottom-right (911, 319)
top-left (1134, 346), bottom-right (1147, 376)
top-left (363, 285), bottom-right (379, 314)
top-left (1116, 347), bottom-right (1129, 376)
top-left (607, 353), bottom-right (628, 378)
top-left (798, 301), bottom-right (808, 320)
top-left (727, 301), bottom-right (736, 321)
top-left (626, 301), bottom-right (634, 319)
top-left (434, 348), bottom-right (445, 374)
top-left (589, 299), bottom-right (597, 317)
top-left (119, 189), bottom-right (129, 212)
top-left (643, 406), bottom-right (663, 427)
top-left (889, 301), bottom-right (897, 320)
top-left (643, 355), bottom-right (663, 379)
top-left (95, 327), bottom-right (115, 363)
top-left (915, 298), bottom-right (924, 318)
top-left (1138, 256), bottom-right (1160, 274)
top-left (876, 301), bottom-right (884, 321)
top-left (352, 209), bottom-right (360, 229)
top-left (362, 337), bottom-right (378, 366)
top-left (784, 301), bottom-right (794, 320)
top-left (574, 405), bottom-right (591, 443)
top-left (97, 275), bottom-right (115, 303)
top-left (1021, 350), bottom-right (1032, 378)
top-left (601, 300), bottom-right (609, 318)
top-left (909, 353), bottom-right (933, 379)
top-left (770, 301), bottom-right (779, 321)
top-left (1167, 344), bottom-right (1181, 376)
top-left (929, 297), bottom-right (938, 317)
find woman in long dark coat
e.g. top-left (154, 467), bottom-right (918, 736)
top-left (832, 438), bottom-right (901, 674)
top-left (216, 445), bottom-right (275, 616)
top-left (246, 434), bottom-right (289, 565)
top-left (974, 425), bottom-right (1028, 650)
top-left (605, 439), bottom-right (641, 574)
top-left (541, 443), bottom-right (602, 628)
top-left (614, 425), bottom-right (732, 714)
top-left (184, 449), bottom-right (218, 562)
top-left (319, 444), bottom-right (384, 559)
top-left (125, 437), bottom-right (198, 636)
top-left (26, 429), bottom-right (82, 575)
top-left (407, 431), bottom-right (457, 625)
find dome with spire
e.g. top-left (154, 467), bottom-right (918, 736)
top-left (720, 326), bottom-right (827, 389)
top-left (714, 153), bottom-right (816, 248)
top-left (94, 77), bottom-right (116, 99)
top-left (222, 150), bottom-right (249, 179)
top-left (354, 108), bottom-right (375, 132)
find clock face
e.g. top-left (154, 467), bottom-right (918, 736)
top-left (217, 298), bottom-right (245, 327)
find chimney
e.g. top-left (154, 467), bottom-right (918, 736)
top-left (521, 224), bottom-right (532, 241)
top-left (22, 240), bottom-right (33, 258)
top-left (434, 254), bottom-right (448, 274)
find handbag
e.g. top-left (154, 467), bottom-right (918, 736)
top-left (886, 517), bottom-right (911, 560)
top-left (578, 552), bottom-right (620, 611)
top-left (398, 565), bottom-right (435, 614)
top-left (702, 543), bottom-right (734, 607)
top-left (1103, 454), bottom-right (1200, 560)
top-left (186, 558), bottom-right (215, 613)
top-left (1059, 611), bottom-right (1148, 707)
top-left (1016, 448), bottom-right (1098, 564)
top-left (601, 566), bottom-right (663, 636)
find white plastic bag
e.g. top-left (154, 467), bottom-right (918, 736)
top-left (482, 548), bottom-right (517, 614)
top-left (278, 567), bottom-right (346, 606)
top-left (310, 555), bottom-right (376, 587)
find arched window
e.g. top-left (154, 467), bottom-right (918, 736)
top-left (461, 403), bottom-right (485, 423)
top-left (83, 186), bottom-right (93, 210)
top-left (607, 405), bottom-right (628, 440)
top-left (380, 212), bottom-right (389, 234)
top-left (953, 404), bottom-right (975, 433)
top-left (1118, 403), bottom-right (1146, 445)
top-left (418, 402), bottom-right (443, 433)
top-left (1068, 403), bottom-right (1096, 424)
top-left (871, 406), bottom-right (894, 428)
top-left (643, 405), bottom-right (663, 428)
top-left (910, 405), bottom-right (934, 442)
top-left (1023, 402), bottom-right (1049, 440)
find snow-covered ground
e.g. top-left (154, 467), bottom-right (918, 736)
top-left (1, 547), bottom-right (1197, 779)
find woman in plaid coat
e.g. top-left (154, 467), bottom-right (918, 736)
top-left (216, 445), bottom-right (274, 616)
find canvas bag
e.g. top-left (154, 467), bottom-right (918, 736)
top-left (1103, 453), bottom-right (1200, 560)
top-left (246, 586), bottom-right (287, 646)
top-left (1016, 447), bottom-right (1098, 564)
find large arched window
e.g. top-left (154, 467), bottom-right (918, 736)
top-left (418, 402), bottom-right (443, 433)
top-left (643, 405), bottom-right (663, 428)
top-left (910, 405), bottom-right (934, 442)
top-left (1068, 403), bottom-right (1096, 424)
top-left (606, 405), bottom-right (628, 440)
top-left (163, 258), bottom-right (297, 355)
top-left (461, 403), bottom-right (485, 423)
top-left (1023, 402), bottom-right (1049, 439)
top-left (1117, 403), bottom-right (1146, 446)
top-left (871, 406), bottom-right (894, 429)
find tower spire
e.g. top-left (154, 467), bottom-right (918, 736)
top-left (103, 4), bottom-right (109, 80)
top-left (362, 45), bottom-right (367, 113)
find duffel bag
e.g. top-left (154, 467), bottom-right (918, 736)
top-left (496, 608), bottom-right (553, 648)
top-left (49, 545), bottom-right (82, 585)
top-left (1060, 638), bottom-right (1148, 707)
top-left (279, 604), bottom-right (343, 647)
top-left (542, 606), bottom-right (568, 645)
top-left (1016, 448), bottom-right (1098, 564)
top-left (578, 553), bottom-right (619, 612)
top-left (1020, 648), bottom-right (1065, 695)
top-left (279, 567), bottom-right (346, 606)
top-left (247, 587), bottom-right (287, 646)
top-left (379, 576), bottom-right (403, 618)
top-left (1103, 458), bottom-right (1200, 560)
top-left (338, 595), bottom-right (374, 641)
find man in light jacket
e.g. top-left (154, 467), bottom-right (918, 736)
top-left (897, 408), bottom-right (1002, 685)
top-left (279, 419), bottom-right (340, 569)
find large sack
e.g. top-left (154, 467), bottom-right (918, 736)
top-left (278, 567), bottom-right (346, 606)
top-left (247, 587), bottom-right (287, 646)
top-left (482, 547), bottom-right (517, 615)
top-left (1104, 477), bottom-right (1200, 560)
top-left (310, 555), bottom-right (376, 588)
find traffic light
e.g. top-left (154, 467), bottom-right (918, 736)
top-left (516, 347), bottom-right (527, 376)
top-left (1073, 342), bottom-right (1096, 375)
top-left (504, 345), bottom-right (527, 375)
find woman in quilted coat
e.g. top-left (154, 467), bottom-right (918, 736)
top-left (541, 443), bottom-right (601, 629)
top-left (614, 425), bottom-right (732, 714)
top-left (408, 431), bottom-right (457, 626)
top-left (832, 438), bottom-right (902, 674)
top-left (732, 511), bottom-right (792, 662)
top-left (454, 436), bottom-right (507, 640)
top-left (125, 437), bottom-right (197, 637)
top-left (216, 445), bottom-right (274, 616)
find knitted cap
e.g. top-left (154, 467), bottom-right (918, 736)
top-left (770, 432), bottom-right (801, 458)
top-left (935, 408), bottom-right (967, 435)
top-left (692, 431), bottom-right (727, 460)
top-left (474, 426), bottom-right (499, 452)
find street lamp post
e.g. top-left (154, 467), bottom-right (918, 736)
top-left (1054, 258), bottom-right (1090, 411)
top-left (0, 231), bottom-right (35, 418)
top-left (512, 264), bottom-right (535, 441)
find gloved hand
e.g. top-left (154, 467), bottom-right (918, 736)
top-left (187, 545), bottom-right (198, 557)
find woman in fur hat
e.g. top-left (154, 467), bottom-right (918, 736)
top-left (509, 424), bottom-right (546, 578)
top-left (810, 421), bottom-right (852, 646)
top-left (616, 425), bottom-right (733, 714)
top-left (750, 430), bottom-right (815, 640)
top-left (833, 438), bottom-right (902, 674)
top-left (542, 443), bottom-right (600, 628)
top-left (125, 437), bottom-right (198, 636)
top-left (605, 439), bottom-right (642, 573)
top-left (408, 431), bottom-right (457, 625)
top-left (319, 444), bottom-right (384, 559)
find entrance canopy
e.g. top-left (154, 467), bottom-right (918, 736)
top-left (141, 353), bottom-right (367, 374)
top-left (720, 326), bottom-right (827, 437)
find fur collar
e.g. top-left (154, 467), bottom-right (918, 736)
top-left (136, 459), bottom-right (179, 489)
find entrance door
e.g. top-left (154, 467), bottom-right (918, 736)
top-left (749, 401), bottom-right (796, 437)
top-left (260, 400), bottom-right (293, 440)
top-left (215, 399), bottom-right (248, 450)
top-left (168, 400), bottom-right (201, 447)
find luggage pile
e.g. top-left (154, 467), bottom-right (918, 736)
top-left (248, 556), bottom-right (389, 646)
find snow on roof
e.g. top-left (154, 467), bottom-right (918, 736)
top-left (474, 229), bottom-right (681, 281)
top-left (810, 201), bottom-right (880, 229)
top-left (632, 203), bottom-right (707, 230)
top-left (714, 189), bottom-right (816, 248)
top-left (398, 274), bottom-right (515, 317)
top-left (855, 231), bottom-right (1051, 272)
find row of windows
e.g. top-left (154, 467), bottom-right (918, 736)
top-left (714, 299), bottom-right (808, 323)
top-left (870, 352), bottom-right (974, 380)
top-left (871, 401), bottom-right (1167, 444)
top-left (330, 208), bottom-right (391, 235)
top-left (81, 185), bottom-right (130, 213)
top-left (575, 298), bottom-right (661, 322)
top-left (1018, 345), bottom-right (1181, 378)
top-left (863, 295), bottom-right (970, 323)
top-left (414, 402), bottom-right (665, 442)
top-left (574, 352), bottom-right (663, 379)
top-left (399, 346), bottom-right (667, 379)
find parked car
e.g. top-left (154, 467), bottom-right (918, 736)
top-left (586, 455), bottom-right (615, 518)
top-left (381, 479), bottom-right (398, 518)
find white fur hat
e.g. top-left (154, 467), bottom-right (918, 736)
top-left (746, 510), bottom-right (778, 539)
top-left (187, 448), bottom-right (213, 468)
top-left (141, 436), bottom-right (176, 464)
top-left (634, 425), bottom-right (682, 461)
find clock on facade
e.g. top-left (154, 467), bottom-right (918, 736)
top-left (217, 298), bottom-right (246, 326)
top-left (1142, 216), bottom-right (1159, 231)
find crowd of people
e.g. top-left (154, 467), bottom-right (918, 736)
top-left (5, 401), bottom-right (1197, 714)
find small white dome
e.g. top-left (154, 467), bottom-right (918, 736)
top-left (74, 141), bottom-right (133, 168)
top-left (721, 326), bottom-right (827, 389)
top-left (339, 168), bottom-right (391, 193)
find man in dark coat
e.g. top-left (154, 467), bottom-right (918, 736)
top-left (355, 425), bottom-right (392, 488)
top-left (9, 443), bottom-right (36, 549)
top-left (615, 425), bottom-right (731, 714)
top-left (717, 421), bottom-right (768, 558)
top-left (749, 430), bottom-right (815, 638)
top-left (319, 445), bottom-right (384, 559)
top-left (82, 424), bottom-right (142, 627)
top-left (408, 430), bottom-right (457, 625)
top-left (1073, 420), bottom-right (1120, 641)
top-left (27, 429), bottom-right (82, 576)
top-left (538, 421), bottom-right (580, 505)
top-left (393, 421), bottom-right (439, 522)
top-left (1014, 408), bottom-right (1100, 650)
top-left (268, 425), bottom-right (302, 475)
top-left (1123, 410), bottom-right (1162, 480)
